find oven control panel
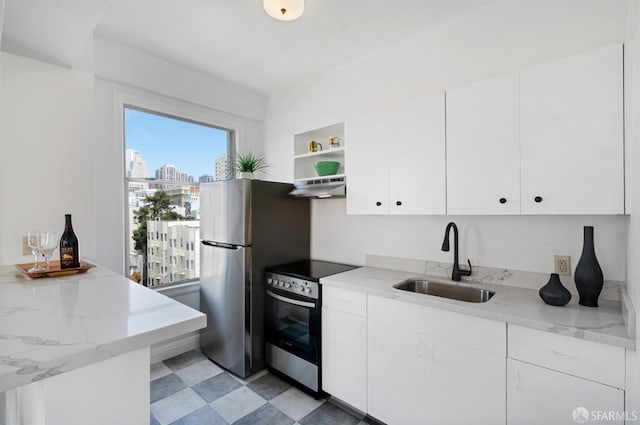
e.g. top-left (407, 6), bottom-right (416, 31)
top-left (265, 272), bottom-right (319, 300)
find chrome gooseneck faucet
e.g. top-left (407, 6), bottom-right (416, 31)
top-left (441, 222), bottom-right (472, 282)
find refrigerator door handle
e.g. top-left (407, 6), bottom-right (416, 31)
top-left (266, 290), bottom-right (316, 309)
top-left (201, 240), bottom-right (240, 250)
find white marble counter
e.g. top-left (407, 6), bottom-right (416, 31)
top-left (321, 265), bottom-right (635, 349)
top-left (0, 264), bottom-right (206, 393)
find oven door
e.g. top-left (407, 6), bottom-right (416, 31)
top-left (265, 288), bottom-right (319, 365)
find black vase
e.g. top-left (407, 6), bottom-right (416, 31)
top-left (539, 273), bottom-right (571, 306)
top-left (574, 226), bottom-right (603, 307)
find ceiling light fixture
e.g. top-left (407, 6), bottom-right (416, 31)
top-left (263, 0), bottom-right (304, 21)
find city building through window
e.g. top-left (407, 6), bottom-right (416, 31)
top-left (124, 106), bottom-right (233, 287)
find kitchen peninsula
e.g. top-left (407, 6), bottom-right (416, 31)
top-left (0, 263), bottom-right (206, 425)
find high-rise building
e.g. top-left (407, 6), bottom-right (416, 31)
top-left (176, 171), bottom-right (194, 182)
top-left (215, 153), bottom-right (231, 180)
top-left (125, 149), bottom-right (137, 176)
top-left (125, 149), bottom-right (148, 178)
top-left (129, 152), bottom-right (148, 178)
top-left (199, 174), bottom-right (215, 183)
top-left (156, 164), bottom-right (177, 181)
top-left (154, 164), bottom-right (194, 187)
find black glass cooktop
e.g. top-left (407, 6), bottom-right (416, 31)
top-left (267, 260), bottom-right (359, 282)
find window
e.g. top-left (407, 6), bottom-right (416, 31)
top-left (124, 105), bottom-right (233, 287)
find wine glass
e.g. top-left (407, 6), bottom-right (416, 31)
top-left (27, 231), bottom-right (45, 272)
top-left (39, 231), bottom-right (60, 270)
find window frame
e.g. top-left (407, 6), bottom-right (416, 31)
top-left (119, 99), bottom-right (236, 287)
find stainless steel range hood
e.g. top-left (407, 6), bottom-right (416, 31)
top-left (289, 176), bottom-right (346, 198)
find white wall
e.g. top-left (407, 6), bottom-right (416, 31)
top-left (312, 200), bottom-right (627, 279)
top-left (0, 3), bottom-right (4, 263)
top-left (0, 52), bottom-right (96, 265)
top-left (0, 37), bottom-right (267, 272)
top-left (264, 1), bottom-right (630, 280)
top-left (93, 40), bottom-right (266, 273)
top-left (625, 0), bottom-right (640, 415)
top-left (93, 38), bottom-right (266, 121)
top-left (0, 0), bottom-right (4, 46)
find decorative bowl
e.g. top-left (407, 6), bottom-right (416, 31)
top-left (314, 161), bottom-right (340, 176)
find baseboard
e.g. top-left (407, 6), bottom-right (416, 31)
top-left (150, 331), bottom-right (200, 364)
top-left (327, 396), bottom-right (367, 420)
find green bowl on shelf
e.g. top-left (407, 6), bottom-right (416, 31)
top-left (314, 161), bottom-right (340, 176)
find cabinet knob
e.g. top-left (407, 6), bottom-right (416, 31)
top-left (499, 198), bottom-right (507, 204)
top-left (534, 196), bottom-right (543, 203)
top-left (396, 201), bottom-right (402, 206)
top-left (376, 201), bottom-right (382, 206)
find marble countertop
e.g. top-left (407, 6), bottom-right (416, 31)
top-left (0, 264), bottom-right (206, 392)
top-left (321, 266), bottom-right (635, 349)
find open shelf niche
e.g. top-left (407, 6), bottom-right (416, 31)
top-left (294, 122), bottom-right (345, 181)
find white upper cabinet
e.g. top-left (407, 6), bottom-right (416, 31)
top-left (520, 44), bottom-right (624, 214)
top-left (446, 73), bottom-right (520, 214)
top-left (346, 109), bottom-right (390, 214)
top-left (347, 93), bottom-right (446, 215)
top-left (388, 94), bottom-right (446, 215)
top-left (346, 43), bottom-right (624, 216)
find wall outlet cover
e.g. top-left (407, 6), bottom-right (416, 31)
top-left (554, 255), bottom-right (571, 276)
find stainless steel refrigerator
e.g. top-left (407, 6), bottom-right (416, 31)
top-left (199, 179), bottom-right (310, 377)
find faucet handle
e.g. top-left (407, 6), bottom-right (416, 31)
top-left (462, 259), bottom-right (473, 276)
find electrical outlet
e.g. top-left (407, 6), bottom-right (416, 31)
top-left (22, 236), bottom-right (31, 256)
top-left (554, 255), bottom-right (571, 276)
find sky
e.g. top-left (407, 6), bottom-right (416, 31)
top-left (124, 107), bottom-right (229, 178)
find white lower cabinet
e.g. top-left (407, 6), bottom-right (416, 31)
top-left (426, 338), bottom-right (505, 425)
top-left (321, 287), bottom-right (367, 412)
top-left (321, 307), bottom-right (367, 411)
top-left (368, 322), bottom-right (427, 424)
top-left (507, 359), bottom-right (624, 425)
top-left (322, 289), bottom-right (628, 425)
top-left (507, 324), bottom-right (626, 425)
top-left (367, 295), bottom-right (505, 425)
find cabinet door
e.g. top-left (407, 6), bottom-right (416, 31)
top-left (520, 44), bottom-right (623, 214)
top-left (321, 307), bottom-right (366, 412)
top-left (368, 297), bottom-right (427, 424)
top-left (389, 93), bottom-right (446, 215)
top-left (446, 73), bottom-right (520, 214)
top-left (507, 359), bottom-right (624, 425)
top-left (425, 338), bottom-right (505, 425)
top-left (368, 325), bottom-right (426, 424)
top-left (346, 109), bottom-right (390, 214)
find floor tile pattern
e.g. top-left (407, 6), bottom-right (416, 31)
top-left (151, 350), bottom-right (369, 425)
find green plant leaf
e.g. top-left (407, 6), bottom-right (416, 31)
top-left (235, 152), bottom-right (269, 173)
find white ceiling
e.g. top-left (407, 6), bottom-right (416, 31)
top-left (0, 0), bottom-right (497, 95)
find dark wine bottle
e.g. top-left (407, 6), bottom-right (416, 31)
top-left (59, 214), bottom-right (80, 269)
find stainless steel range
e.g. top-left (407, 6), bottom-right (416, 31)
top-left (264, 260), bottom-right (358, 397)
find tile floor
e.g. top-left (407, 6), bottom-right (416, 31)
top-left (150, 350), bottom-right (370, 425)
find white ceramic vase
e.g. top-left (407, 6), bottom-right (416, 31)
top-left (238, 172), bottom-right (254, 179)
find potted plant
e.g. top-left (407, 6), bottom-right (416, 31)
top-left (235, 152), bottom-right (269, 179)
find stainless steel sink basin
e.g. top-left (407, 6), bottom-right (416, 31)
top-left (393, 279), bottom-right (495, 303)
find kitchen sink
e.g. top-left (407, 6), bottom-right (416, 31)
top-left (393, 279), bottom-right (495, 303)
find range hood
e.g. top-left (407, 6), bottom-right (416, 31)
top-left (289, 176), bottom-right (346, 198)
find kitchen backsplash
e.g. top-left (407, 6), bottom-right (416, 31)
top-left (365, 254), bottom-right (625, 302)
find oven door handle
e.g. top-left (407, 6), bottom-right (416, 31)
top-left (266, 290), bottom-right (316, 308)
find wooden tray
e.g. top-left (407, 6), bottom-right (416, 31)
top-left (15, 260), bottom-right (95, 279)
